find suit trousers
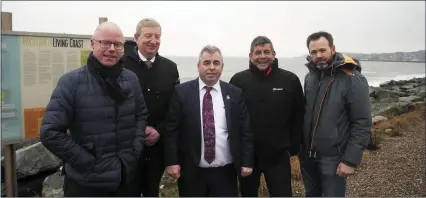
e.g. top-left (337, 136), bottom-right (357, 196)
top-left (178, 163), bottom-right (238, 197)
top-left (137, 144), bottom-right (166, 197)
top-left (239, 153), bottom-right (292, 197)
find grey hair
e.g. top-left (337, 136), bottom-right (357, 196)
top-left (198, 45), bottom-right (223, 61)
top-left (136, 18), bottom-right (162, 36)
top-left (250, 36), bottom-right (275, 53)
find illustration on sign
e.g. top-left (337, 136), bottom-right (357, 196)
top-left (1, 34), bottom-right (93, 144)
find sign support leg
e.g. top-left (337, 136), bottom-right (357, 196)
top-left (4, 144), bottom-right (18, 197)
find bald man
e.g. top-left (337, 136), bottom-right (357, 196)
top-left (40, 22), bottom-right (149, 197)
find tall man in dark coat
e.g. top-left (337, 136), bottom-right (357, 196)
top-left (122, 18), bottom-right (180, 197)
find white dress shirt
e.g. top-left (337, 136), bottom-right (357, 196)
top-left (198, 79), bottom-right (233, 168)
top-left (138, 50), bottom-right (155, 62)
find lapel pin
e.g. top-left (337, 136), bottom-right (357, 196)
top-left (226, 95), bottom-right (230, 99)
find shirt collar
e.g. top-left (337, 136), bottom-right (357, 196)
top-left (138, 50), bottom-right (155, 62)
top-left (198, 78), bottom-right (221, 92)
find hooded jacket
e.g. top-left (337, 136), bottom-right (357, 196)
top-left (303, 52), bottom-right (372, 166)
top-left (230, 59), bottom-right (304, 168)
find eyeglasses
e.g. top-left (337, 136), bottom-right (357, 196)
top-left (93, 39), bottom-right (124, 50)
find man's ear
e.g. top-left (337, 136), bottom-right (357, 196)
top-left (331, 45), bottom-right (336, 53)
top-left (90, 39), bottom-right (95, 49)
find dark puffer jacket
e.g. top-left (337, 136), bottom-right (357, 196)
top-left (40, 65), bottom-right (149, 189)
top-left (303, 52), bottom-right (372, 166)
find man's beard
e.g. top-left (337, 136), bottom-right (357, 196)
top-left (315, 61), bottom-right (330, 70)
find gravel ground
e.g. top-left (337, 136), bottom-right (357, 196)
top-left (346, 118), bottom-right (425, 196)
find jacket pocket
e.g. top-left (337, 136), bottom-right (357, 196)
top-left (81, 143), bottom-right (97, 173)
top-left (85, 143), bottom-right (96, 157)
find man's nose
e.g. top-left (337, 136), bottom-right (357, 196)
top-left (208, 63), bottom-right (215, 70)
top-left (108, 44), bottom-right (116, 51)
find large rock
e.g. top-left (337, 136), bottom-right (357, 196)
top-left (398, 96), bottom-right (423, 103)
top-left (1, 142), bottom-right (61, 180)
top-left (376, 101), bottom-right (414, 116)
top-left (372, 116), bottom-right (388, 124)
top-left (379, 80), bottom-right (404, 88)
top-left (371, 88), bottom-right (408, 102)
top-left (42, 172), bottom-right (64, 197)
top-left (1, 139), bottom-right (40, 158)
top-left (408, 84), bottom-right (426, 98)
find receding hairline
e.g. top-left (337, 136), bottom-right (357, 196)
top-left (92, 22), bottom-right (124, 41)
top-left (136, 18), bottom-right (162, 36)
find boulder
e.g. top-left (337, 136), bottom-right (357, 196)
top-left (1, 139), bottom-right (40, 157)
top-left (369, 86), bottom-right (376, 97)
top-left (398, 96), bottom-right (423, 103)
top-left (372, 116), bottom-right (388, 124)
top-left (372, 88), bottom-right (408, 102)
top-left (377, 101), bottom-right (414, 116)
top-left (408, 85), bottom-right (426, 98)
top-left (1, 142), bottom-right (61, 180)
top-left (42, 172), bottom-right (64, 197)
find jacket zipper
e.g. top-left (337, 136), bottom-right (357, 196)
top-left (308, 66), bottom-right (336, 158)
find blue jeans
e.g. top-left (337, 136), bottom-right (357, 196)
top-left (299, 151), bottom-right (347, 197)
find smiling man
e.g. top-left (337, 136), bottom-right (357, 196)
top-left (164, 45), bottom-right (253, 197)
top-left (229, 36), bottom-right (304, 197)
top-left (40, 22), bottom-right (148, 197)
top-left (122, 18), bottom-right (180, 197)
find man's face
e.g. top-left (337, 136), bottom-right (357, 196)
top-left (308, 36), bottom-right (335, 68)
top-left (134, 27), bottom-right (161, 58)
top-left (90, 27), bottom-right (124, 67)
top-left (249, 44), bottom-right (276, 71)
top-left (198, 51), bottom-right (224, 86)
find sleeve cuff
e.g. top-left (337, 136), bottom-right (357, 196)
top-left (342, 160), bottom-right (358, 168)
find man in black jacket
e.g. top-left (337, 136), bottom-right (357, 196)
top-left (122, 18), bottom-right (180, 197)
top-left (229, 36), bottom-right (304, 197)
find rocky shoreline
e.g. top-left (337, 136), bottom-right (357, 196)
top-left (1, 77), bottom-right (425, 197)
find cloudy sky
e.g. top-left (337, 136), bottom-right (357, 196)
top-left (2, 1), bottom-right (425, 57)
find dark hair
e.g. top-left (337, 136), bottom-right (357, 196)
top-left (306, 31), bottom-right (334, 48)
top-left (250, 36), bottom-right (275, 53)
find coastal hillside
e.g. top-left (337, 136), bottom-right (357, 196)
top-left (298, 50), bottom-right (425, 62)
top-left (344, 50), bottom-right (425, 63)
top-left (1, 78), bottom-right (425, 197)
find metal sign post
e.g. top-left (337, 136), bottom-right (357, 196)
top-left (3, 144), bottom-right (18, 197)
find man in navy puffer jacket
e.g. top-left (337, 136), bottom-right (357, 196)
top-left (40, 22), bottom-right (149, 197)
